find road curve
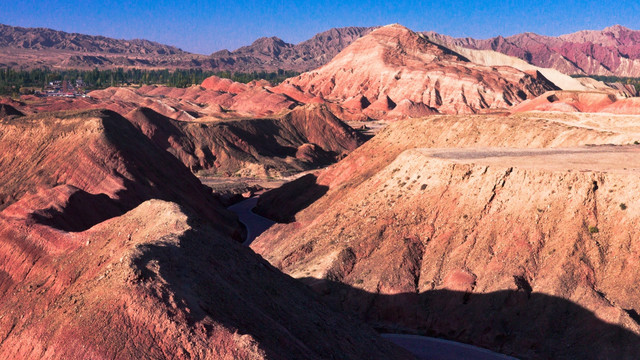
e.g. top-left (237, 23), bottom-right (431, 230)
top-left (228, 197), bottom-right (276, 245)
top-left (382, 334), bottom-right (518, 360)
top-left (228, 197), bottom-right (518, 359)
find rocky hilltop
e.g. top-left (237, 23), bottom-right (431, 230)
top-left (3, 74), bottom-right (366, 177)
top-left (252, 112), bottom-right (640, 359)
top-left (278, 24), bottom-right (557, 117)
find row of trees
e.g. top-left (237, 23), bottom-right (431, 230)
top-left (0, 68), bottom-right (300, 96)
top-left (571, 74), bottom-right (640, 93)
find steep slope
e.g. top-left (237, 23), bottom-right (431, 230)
top-left (0, 108), bottom-right (240, 235)
top-left (252, 113), bottom-right (640, 359)
top-left (0, 103), bottom-right (23, 118)
top-left (429, 40), bottom-right (637, 97)
top-left (126, 104), bottom-right (365, 176)
top-left (279, 25), bottom-right (557, 118)
top-left (0, 108), bottom-right (412, 359)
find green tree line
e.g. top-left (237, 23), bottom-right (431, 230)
top-left (0, 68), bottom-right (300, 96)
top-left (571, 74), bottom-right (640, 93)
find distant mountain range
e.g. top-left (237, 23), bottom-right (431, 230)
top-left (425, 25), bottom-right (640, 77)
top-left (0, 24), bottom-right (186, 55)
top-left (2, 23), bottom-right (640, 77)
top-left (208, 27), bottom-right (374, 72)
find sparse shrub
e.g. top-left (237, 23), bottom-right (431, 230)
top-left (354, 279), bottom-right (364, 284)
top-left (620, 203), bottom-right (628, 210)
top-left (635, 141), bottom-right (640, 145)
top-left (588, 226), bottom-right (599, 234)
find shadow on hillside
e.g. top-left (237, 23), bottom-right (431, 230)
top-left (254, 173), bottom-right (329, 223)
top-left (298, 277), bottom-right (640, 360)
top-left (29, 109), bottom-right (243, 240)
top-left (127, 211), bottom-right (409, 360)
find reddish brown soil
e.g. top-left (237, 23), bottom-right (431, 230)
top-left (0, 108), bottom-right (412, 359)
top-left (126, 104), bottom-right (365, 177)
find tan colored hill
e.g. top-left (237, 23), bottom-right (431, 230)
top-left (252, 112), bottom-right (640, 359)
top-left (513, 91), bottom-right (640, 114)
top-left (278, 24), bottom-right (557, 119)
top-left (432, 42), bottom-right (637, 97)
top-left (0, 108), bottom-right (412, 359)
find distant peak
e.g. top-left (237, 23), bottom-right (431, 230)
top-left (604, 24), bottom-right (630, 32)
top-left (369, 24), bottom-right (414, 37)
top-left (252, 36), bottom-right (287, 45)
top-left (380, 23), bottom-right (411, 31)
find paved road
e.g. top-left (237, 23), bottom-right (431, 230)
top-left (382, 334), bottom-right (518, 360)
top-left (228, 197), bottom-right (276, 245)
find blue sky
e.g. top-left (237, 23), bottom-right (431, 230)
top-left (2, 0), bottom-right (639, 54)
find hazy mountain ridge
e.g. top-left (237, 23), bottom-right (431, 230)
top-left (0, 24), bottom-right (186, 55)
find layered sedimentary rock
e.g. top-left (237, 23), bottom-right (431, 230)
top-left (126, 104), bottom-right (365, 176)
top-left (0, 108), bottom-right (412, 359)
top-left (278, 24), bottom-right (557, 118)
top-left (428, 25), bottom-right (640, 77)
top-left (0, 108), bottom-right (239, 235)
top-left (252, 113), bottom-right (640, 359)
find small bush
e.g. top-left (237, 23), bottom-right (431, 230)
top-left (620, 203), bottom-right (628, 210)
top-left (634, 141), bottom-right (640, 145)
top-left (588, 226), bottom-right (599, 234)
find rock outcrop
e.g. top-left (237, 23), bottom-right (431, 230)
top-left (278, 25), bottom-right (557, 118)
top-left (0, 109), bottom-right (240, 235)
top-left (0, 108), bottom-right (412, 359)
top-left (252, 112), bottom-right (640, 359)
top-left (126, 104), bottom-right (365, 176)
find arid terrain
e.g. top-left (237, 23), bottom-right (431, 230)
top-left (2, 19), bottom-right (640, 360)
top-left (251, 112), bottom-right (640, 359)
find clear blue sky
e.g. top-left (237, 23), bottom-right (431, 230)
top-left (1, 0), bottom-right (639, 54)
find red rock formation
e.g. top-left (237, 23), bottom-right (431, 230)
top-left (126, 104), bottom-right (365, 176)
top-left (278, 24), bottom-right (556, 118)
top-left (0, 200), bottom-right (411, 359)
top-left (89, 79), bottom-right (298, 118)
top-left (0, 108), bottom-right (240, 236)
top-left (252, 112), bottom-right (640, 359)
top-left (0, 108), bottom-right (412, 359)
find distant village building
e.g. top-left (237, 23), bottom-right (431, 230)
top-left (38, 79), bottom-right (88, 98)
